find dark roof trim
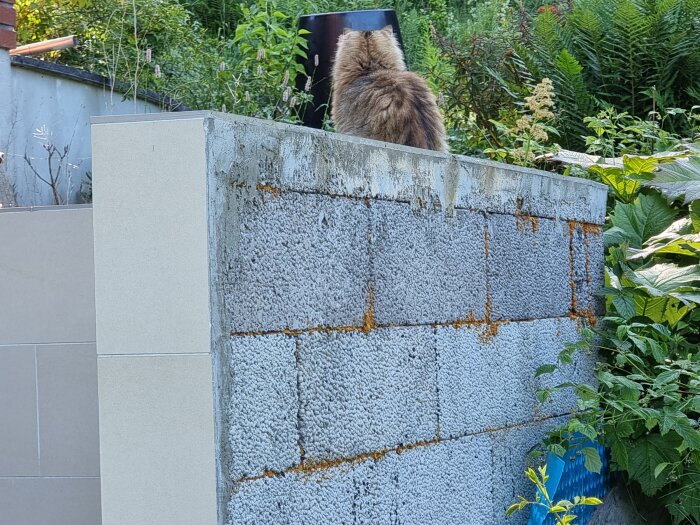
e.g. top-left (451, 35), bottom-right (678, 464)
top-left (10, 55), bottom-right (189, 112)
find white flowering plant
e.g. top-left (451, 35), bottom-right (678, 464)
top-left (484, 77), bottom-right (560, 168)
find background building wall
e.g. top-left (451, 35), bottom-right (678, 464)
top-left (1, 56), bottom-right (171, 207)
top-left (0, 205), bottom-right (100, 525)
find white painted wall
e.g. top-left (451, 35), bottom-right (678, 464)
top-left (1, 60), bottom-right (166, 207)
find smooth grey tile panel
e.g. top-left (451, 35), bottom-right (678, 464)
top-left (0, 345), bottom-right (39, 475)
top-left (37, 343), bottom-right (100, 477)
top-left (98, 354), bottom-right (217, 525)
top-left (0, 477), bottom-right (101, 525)
top-left (0, 207), bottom-right (95, 344)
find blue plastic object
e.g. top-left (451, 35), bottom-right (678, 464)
top-left (528, 437), bottom-right (610, 525)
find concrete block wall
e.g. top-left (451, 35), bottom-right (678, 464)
top-left (0, 205), bottom-right (101, 525)
top-left (91, 112), bottom-right (607, 525)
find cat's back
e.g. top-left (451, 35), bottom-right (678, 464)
top-left (334, 69), bottom-right (447, 152)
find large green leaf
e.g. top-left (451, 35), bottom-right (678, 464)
top-left (628, 218), bottom-right (700, 259)
top-left (625, 263), bottom-right (700, 306)
top-left (633, 296), bottom-right (691, 325)
top-left (627, 433), bottom-right (682, 495)
top-left (690, 200), bottom-right (700, 233)
top-left (648, 156), bottom-right (700, 204)
top-left (590, 165), bottom-right (640, 202)
top-left (609, 193), bottom-right (677, 248)
top-left (666, 470), bottom-right (700, 524)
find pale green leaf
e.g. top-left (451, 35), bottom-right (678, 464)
top-left (654, 462), bottom-right (669, 479)
top-left (690, 200), bottom-right (700, 233)
top-left (582, 447), bottom-right (602, 473)
top-left (649, 156), bottom-right (700, 204)
top-left (609, 193), bottom-right (676, 248)
top-left (625, 263), bottom-right (700, 304)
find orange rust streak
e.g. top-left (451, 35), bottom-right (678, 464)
top-left (581, 223), bottom-right (602, 235)
top-left (484, 226), bottom-right (490, 258)
top-left (232, 414), bottom-right (569, 488)
top-left (450, 312), bottom-right (479, 329)
top-left (567, 220), bottom-right (577, 315)
top-left (256, 184), bottom-right (282, 195)
top-left (362, 286), bottom-right (376, 334)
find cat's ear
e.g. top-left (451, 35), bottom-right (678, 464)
top-left (381, 25), bottom-right (393, 35)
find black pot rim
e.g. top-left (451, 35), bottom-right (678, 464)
top-left (298, 8), bottom-right (396, 20)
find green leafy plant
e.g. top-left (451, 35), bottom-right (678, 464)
top-left (539, 151), bottom-right (700, 524)
top-left (507, 464), bottom-right (603, 524)
top-left (516, 0), bottom-right (700, 148)
top-left (485, 77), bottom-right (560, 167)
top-left (227, 0), bottom-right (312, 122)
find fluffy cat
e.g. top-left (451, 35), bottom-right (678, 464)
top-left (331, 26), bottom-right (447, 152)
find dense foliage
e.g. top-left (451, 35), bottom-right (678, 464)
top-left (538, 136), bottom-right (700, 523)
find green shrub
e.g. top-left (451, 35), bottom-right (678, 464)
top-left (16, 0), bottom-right (311, 119)
top-left (539, 148), bottom-right (700, 524)
top-left (518, 0), bottom-right (700, 148)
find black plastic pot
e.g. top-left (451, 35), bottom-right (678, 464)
top-left (296, 9), bottom-right (404, 129)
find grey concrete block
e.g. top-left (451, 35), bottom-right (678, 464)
top-left (221, 192), bottom-right (370, 333)
top-left (297, 327), bottom-right (438, 460)
top-left (226, 434), bottom-right (492, 525)
top-left (371, 201), bottom-right (487, 325)
top-left (534, 318), bottom-right (598, 418)
top-left (487, 214), bottom-right (570, 320)
top-left (226, 335), bottom-right (300, 479)
top-left (384, 435), bottom-right (493, 525)
top-left (490, 417), bottom-right (568, 525)
top-left (437, 318), bottom-right (590, 437)
top-left (572, 224), bottom-right (605, 315)
top-left (227, 463), bottom-right (364, 525)
top-left (436, 324), bottom-right (537, 437)
top-left (204, 112), bottom-right (607, 224)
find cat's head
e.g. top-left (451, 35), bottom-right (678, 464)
top-left (334, 26), bottom-right (406, 72)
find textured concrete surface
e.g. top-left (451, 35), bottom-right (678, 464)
top-left (571, 223), bottom-right (606, 315)
top-left (297, 327), bottom-right (438, 461)
top-left (227, 434), bottom-right (492, 525)
top-left (436, 319), bottom-right (578, 437)
top-left (198, 112), bottom-right (607, 525)
top-left (221, 191), bottom-right (370, 333)
top-left (487, 214), bottom-right (571, 321)
top-left (201, 112), bottom-right (607, 224)
top-left (225, 335), bottom-right (299, 479)
top-left (371, 201), bottom-right (487, 325)
top-left (90, 113), bottom-right (610, 525)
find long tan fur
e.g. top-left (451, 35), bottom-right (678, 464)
top-left (331, 26), bottom-right (447, 152)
